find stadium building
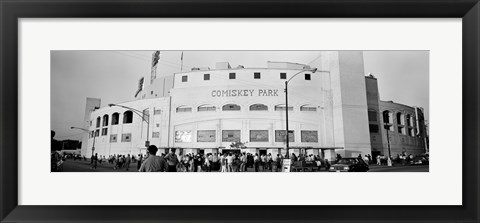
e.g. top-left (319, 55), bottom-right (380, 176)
top-left (79, 51), bottom-right (428, 161)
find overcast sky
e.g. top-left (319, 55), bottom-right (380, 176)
top-left (51, 51), bottom-right (429, 140)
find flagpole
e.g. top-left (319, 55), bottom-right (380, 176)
top-left (181, 51), bottom-right (183, 72)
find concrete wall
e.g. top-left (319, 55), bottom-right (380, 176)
top-left (135, 75), bottom-right (174, 100)
top-left (80, 98), bottom-right (101, 156)
top-left (378, 101), bottom-right (426, 156)
top-left (85, 97), bottom-right (170, 158)
top-left (169, 65), bottom-right (333, 154)
top-left (311, 51), bottom-right (372, 158)
top-left (365, 76), bottom-right (385, 158)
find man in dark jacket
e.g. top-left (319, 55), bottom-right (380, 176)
top-left (139, 145), bottom-right (168, 172)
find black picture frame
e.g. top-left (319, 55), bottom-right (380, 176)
top-left (1, 0), bottom-right (479, 222)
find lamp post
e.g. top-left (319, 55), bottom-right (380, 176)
top-left (384, 124), bottom-right (393, 166)
top-left (284, 67), bottom-right (318, 158)
top-left (108, 104), bottom-right (150, 147)
top-left (70, 126), bottom-right (95, 156)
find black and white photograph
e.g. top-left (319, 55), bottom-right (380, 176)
top-left (51, 50), bottom-right (429, 173)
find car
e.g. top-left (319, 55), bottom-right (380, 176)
top-left (410, 155), bottom-right (429, 165)
top-left (329, 158), bottom-right (369, 172)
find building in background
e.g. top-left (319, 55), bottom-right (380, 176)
top-left (79, 51), bottom-right (428, 161)
top-left (366, 74), bottom-right (428, 159)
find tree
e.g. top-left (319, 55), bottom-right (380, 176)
top-left (230, 141), bottom-right (247, 149)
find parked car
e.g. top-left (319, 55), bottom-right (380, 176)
top-left (410, 155), bottom-right (429, 165)
top-left (329, 158), bottom-right (369, 172)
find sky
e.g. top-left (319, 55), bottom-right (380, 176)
top-left (51, 51), bottom-right (429, 140)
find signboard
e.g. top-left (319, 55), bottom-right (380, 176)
top-left (211, 89), bottom-right (279, 97)
top-left (222, 130), bottom-right (241, 142)
top-left (175, 131), bottom-right (192, 143)
top-left (301, 130), bottom-right (318, 142)
top-left (197, 130), bottom-right (216, 142)
top-left (275, 130), bottom-right (295, 142)
top-left (250, 130), bottom-right (269, 142)
top-left (282, 159), bottom-right (291, 172)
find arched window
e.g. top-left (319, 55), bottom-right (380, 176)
top-left (396, 112), bottom-right (405, 125)
top-left (102, 114), bottom-right (109, 126)
top-left (222, 104), bottom-right (241, 111)
top-left (111, 113), bottom-right (119, 125)
top-left (382, 111), bottom-right (393, 131)
top-left (382, 111), bottom-right (393, 124)
top-left (406, 115), bottom-right (413, 127)
top-left (123, 111), bottom-right (133, 124)
top-left (274, 104), bottom-right (293, 111)
top-left (300, 105), bottom-right (317, 112)
top-left (176, 106), bottom-right (192, 113)
top-left (249, 104), bottom-right (268, 111)
top-left (198, 104), bottom-right (216, 112)
top-left (96, 117), bottom-right (101, 128)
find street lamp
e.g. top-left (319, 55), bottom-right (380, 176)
top-left (108, 103), bottom-right (150, 147)
top-left (383, 124), bottom-right (393, 166)
top-left (284, 67), bottom-right (319, 158)
top-left (71, 126), bottom-right (95, 156)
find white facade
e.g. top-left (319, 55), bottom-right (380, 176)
top-left (81, 51), bottom-right (374, 161)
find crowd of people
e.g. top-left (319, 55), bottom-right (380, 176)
top-left (124, 145), bottom-right (335, 172)
top-left (374, 152), bottom-right (418, 165)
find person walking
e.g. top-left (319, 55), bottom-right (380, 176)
top-left (239, 153), bottom-right (246, 172)
top-left (138, 145), bottom-right (168, 172)
top-left (91, 153), bottom-right (98, 169)
top-left (137, 154), bottom-right (143, 170)
top-left (226, 153), bottom-right (234, 172)
top-left (204, 154), bottom-right (211, 172)
top-left (125, 154), bottom-right (132, 171)
top-left (220, 154), bottom-right (227, 172)
top-left (254, 153), bottom-right (260, 172)
top-left (164, 148), bottom-right (179, 172)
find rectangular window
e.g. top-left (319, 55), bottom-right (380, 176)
top-left (152, 132), bottom-right (160, 138)
top-left (110, 134), bottom-right (117, 143)
top-left (176, 107), bottom-right (192, 112)
top-left (305, 73), bottom-right (311, 80)
top-left (204, 73), bottom-right (210, 80)
top-left (95, 130), bottom-right (99, 137)
top-left (154, 109), bottom-right (161, 115)
top-left (175, 130), bottom-right (192, 142)
top-left (156, 123), bottom-right (160, 128)
top-left (250, 130), bottom-right (269, 142)
top-left (301, 130), bottom-right (318, 142)
top-left (300, 106), bottom-right (316, 111)
top-left (222, 130), bottom-right (241, 142)
top-left (369, 124), bottom-right (379, 133)
top-left (275, 130), bottom-right (295, 142)
top-left (197, 130), bottom-right (216, 142)
top-left (229, 73), bottom-right (236, 79)
top-left (91, 131), bottom-right (94, 138)
top-left (121, 133), bottom-right (131, 142)
top-left (280, 73), bottom-right (287, 79)
top-left (182, 75), bottom-right (188, 82)
top-left (274, 105), bottom-right (293, 111)
top-left (151, 91), bottom-right (153, 95)
top-left (254, 72), bottom-right (261, 79)
top-left (198, 106), bottom-right (216, 112)
top-left (368, 111), bottom-right (378, 122)
top-left (101, 128), bottom-right (108, 136)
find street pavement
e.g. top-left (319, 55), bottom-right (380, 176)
top-left (61, 159), bottom-right (428, 172)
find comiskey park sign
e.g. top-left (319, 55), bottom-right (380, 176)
top-left (211, 89), bottom-right (280, 97)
